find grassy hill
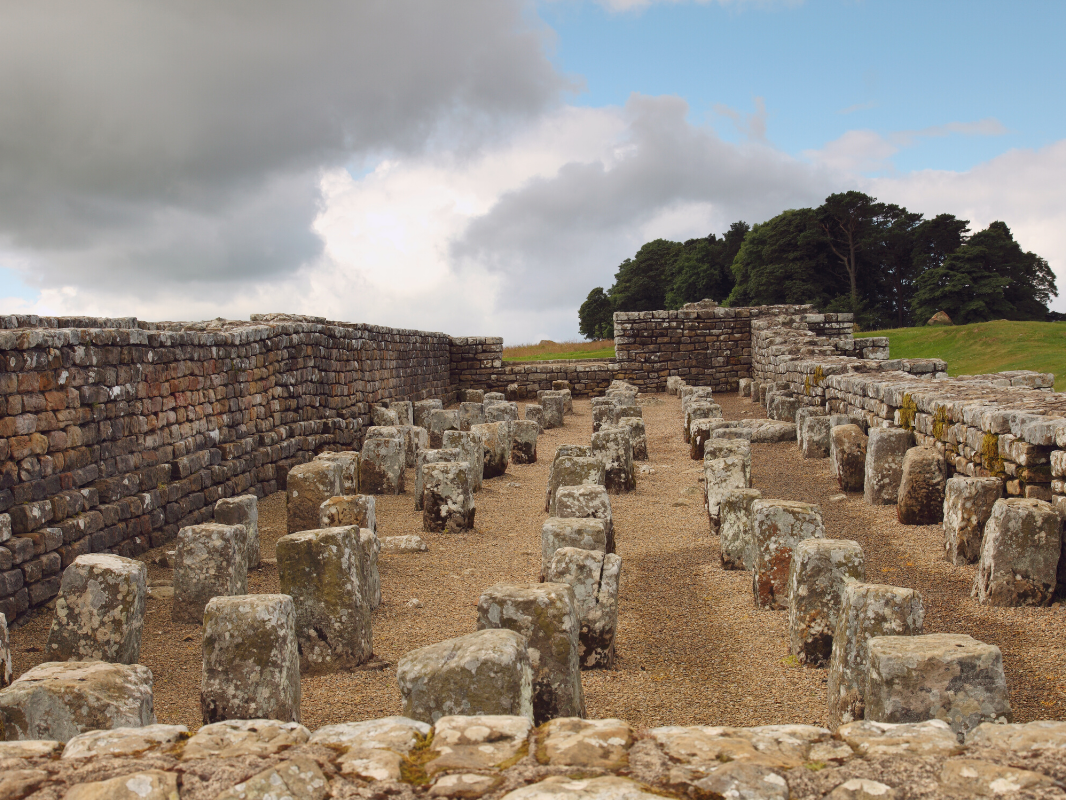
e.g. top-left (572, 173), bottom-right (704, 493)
top-left (863, 320), bottom-right (1066, 391)
top-left (502, 339), bottom-right (615, 361)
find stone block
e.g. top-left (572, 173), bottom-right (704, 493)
top-left (477, 583), bottom-right (584, 723)
top-left (172, 523), bottom-right (247, 625)
top-left (787, 539), bottom-right (865, 665)
top-left (897, 446), bottom-right (947, 525)
top-left (865, 633), bottom-right (1012, 736)
top-left (591, 400), bottom-right (615, 434)
top-left (286, 460), bottom-right (342, 533)
top-left (309, 716), bottom-right (429, 781)
top-left (359, 437), bottom-right (406, 495)
top-left (828, 582), bottom-right (925, 727)
top-left (426, 714), bottom-right (531, 776)
top-left (618, 417), bottom-right (648, 461)
top-left (276, 526), bottom-right (372, 673)
top-left (591, 426), bottom-right (635, 494)
top-left (705, 438), bottom-right (751, 486)
top-left (372, 406), bottom-right (400, 427)
top-left (0, 660), bottom-right (155, 742)
top-left (459, 402), bottom-right (485, 432)
top-left (831, 425), bottom-right (867, 492)
top-left (546, 547), bottom-right (621, 669)
top-left (365, 425), bottom-right (402, 442)
top-left (750, 421), bottom-right (797, 443)
top-left (943, 477), bottom-right (1002, 565)
top-left (179, 718), bottom-right (310, 759)
top-left (391, 401), bottom-right (414, 427)
top-left (796, 406), bottom-right (828, 449)
top-left (62, 724), bottom-right (187, 759)
top-left (414, 448), bottom-right (460, 512)
top-left (524, 404), bottom-right (544, 432)
top-left (555, 484), bottom-right (614, 553)
top-left (396, 629), bottom-right (533, 723)
top-left (864, 428), bottom-right (914, 505)
top-left (487, 402), bottom-right (519, 424)
top-left (461, 389), bottom-right (485, 404)
top-left (737, 378), bottom-right (751, 397)
top-left (689, 419), bottom-right (735, 460)
top-left (768, 394), bottom-right (800, 423)
top-left (684, 400), bottom-right (721, 443)
top-left (541, 517), bottom-right (607, 579)
top-left (471, 421), bottom-right (512, 480)
top-left (319, 494), bottom-right (378, 532)
top-left (45, 554), bottom-right (147, 664)
top-left (611, 403), bottom-right (641, 426)
top-left (542, 395), bottom-right (565, 430)
top-left (314, 451), bottom-right (360, 494)
top-left (382, 535), bottom-right (428, 553)
top-left (546, 456), bottom-right (604, 516)
top-left (360, 529), bottom-right (381, 610)
top-left (396, 425), bottom-right (428, 468)
top-left (500, 776), bottom-right (662, 799)
top-left (752, 500), bottom-right (826, 610)
top-left (719, 489), bottom-right (762, 570)
top-left (201, 594), bottom-right (300, 724)
top-left (484, 392), bottom-right (506, 403)
top-left (0, 614), bottom-right (9, 688)
top-left (413, 399), bottom-right (443, 430)
top-left (972, 497), bottom-right (1061, 606)
top-left (802, 416), bottom-right (832, 459)
top-left (505, 383), bottom-right (524, 401)
top-left (444, 430), bottom-right (484, 492)
top-left (836, 719), bottom-right (960, 757)
top-left (426, 409), bottom-right (460, 449)
top-left (512, 420), bottom-right (539, 465)
top-left (422, 461), bottom-right (476, 533)
top-left (705, 455), bottom-right (749, 533)
top-left (214, 494), bottom-right (260, 571)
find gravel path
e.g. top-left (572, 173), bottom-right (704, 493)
top-left (9, 392), bottom-right (1066, 730)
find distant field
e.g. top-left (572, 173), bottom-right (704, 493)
top-left (502, 339), bottom-right (615, 361)
top-left (863, 319), bottom-right (1066, 391)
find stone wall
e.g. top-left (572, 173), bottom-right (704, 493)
top-left (0, 314), bottom-right (454, 623)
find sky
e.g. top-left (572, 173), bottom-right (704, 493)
top-left (1, 0), bottom-right (1064, 342)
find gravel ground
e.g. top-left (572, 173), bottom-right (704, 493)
top-left (9, 392), bottom-right (1066, 731)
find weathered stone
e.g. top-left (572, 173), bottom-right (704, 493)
top-left (45, 554), bottom-right (147, 664)
top-left (836, 719), bottom-right (961, 757)
top-left (319, 493), bottom-right (378, 532)
top-left (505, 384), bottom-right (525, 401)
top-left (943, 477), bottom-right (1002, 565)
top-left (864, 428), bottom-right (915, 505)
top-left (462, 389), bottom-right (485, 404)
top-left (62, 723), bottom-right (187, 759)
top-left (965, 719), bottom-right (1066, 750)
top-left (382, 534), bottom-right (428, 552)
top-left (610, 403), bottom-right (641, 428)
top-left (172, 523), bottom-right (247, 625)
top-left (787, 539), bottom-right (866, 665)
top-left (484, 392), bottom-right (506, 402)
top-left (397, 629), bottom-right (534, 723)
top-left (360, 529), bottom-right (382, 610)
top-left (442, 430), bottom-right (483, 494)
top-left (309, 716), bottom-right (429, 782)
top-left (0, 614), bottom-right (10, 688)
top-left (546, 547), bottom-right (620, 669)
top-left (684, 400), bottom-right (722, 443)
top-left (939, 757), bottom-right (1057, 797)
top-left (397, 425), bottom-right (429, 468)
top-left (825, 778), bottom-right (898, 800)
top-left (831, 425), bottom-right (868, 492)
top-left (737, 378), bottom-right (751, 397)
top-left (0, 660), bottom-right (155, 742)
top-left (64, 769), bottom-right (179, 800)
top-left (749, 420), bottom-right (796, 443)
top-left (392, 400), bottom-right (414, 427)
top-left (897, 446), bottom-right (947, 525)
top-left (423, 461), bottom-right (476, 533)
top-left (214, 494), bottom-right (260, 571)
top-left (865, 633), bottom-right (1012, 736)
top-left (591, 400), bottom-right (615, 434)
top-left (542, 395), bottom-right (566, 430)
top-left (828, 582), bottom-right (925, 727)
top-left (704, 455), bottom-right (748, 534)
top-left (617, 417), bottom-right (648, 461)
top-left (477, 583), bottom-right (584, 724)
top-left (372, 405), bottom-right (400, 427)
top-left (360, 437), bottom-right (406, 494)
top-left (650, 722), bottom-right (833, 772)
top-left (689, 419), bottom-right (736, 460)
top-left (427, 409), bottom-right (461, 449)
top-left (704, 438), bottom-right (751, 486)
top-left (214, 756), bottom-right (329, 800)
top-left (538, 717), bottom-right (634, 769)
top-left (413, 399), bottom-right (444, 430)
top-left (524, 404), bottom-right (544, 432)
top-left (313, 451), bottom-right (360, 494)
top-left (768, 394), bottom-right (800, 423)
top-left (719, 489), bottom-right (762, 570)
top-left (541, 518), bottom-right (608, 579)
top-left (752, 500), bottom-right (826, 610)
top-left (415, 448), bottom-right (461, 512)
top-left (459, 402), bottom-right (486, 432)
top-left (667, 376), bottom-right (685, 395)
top-left (472, 421), bottom-right (513, 480)
top-left (427, 714), bottom-right (531, 775)
top-left (276, 526), bottom-right (372, 673)
top-left (553, 380), bottom-right (571, 392)
top-left (487, 402), bottom-right (519, 425)
top-left (512, 420), bottom-right (539, 464)
top-left (592, 426), bottom-right (635, 494)
top-left (802, 416), bottom-right (833, 459)
top-left (972, 497), bottom-right (1061, 606)
top-left (366, 424), bottom-right (402, 441)
top-left (181, 718), bottom-right (309, 759)
top-left (286, 460), bottom-right (342, 533)
top-left (201, 594), bottom-right (300, 724)
top-left (796, 406), bottom-right (828, 448)
top-left (500, 776), bottom-right (661, 799)
top-left (555, 484), bottom-right (614, 553)
top-left (546, 456), bottom-right (605, 516)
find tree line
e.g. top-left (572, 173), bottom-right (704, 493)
top-left (578, 191), bottom-right (1057, 338)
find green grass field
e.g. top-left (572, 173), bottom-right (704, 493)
top-left (502, 339), bottom-right (615, 361)
top-left (863, 319), bottom-right (1066, 390)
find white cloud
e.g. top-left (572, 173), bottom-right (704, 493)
top-left (585, 0), bottom-right (801, 11)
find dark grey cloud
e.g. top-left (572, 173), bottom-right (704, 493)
top-left (450, 94), bottom-right (837, 310)
top-left (0, 0), bottom-right (565, 290)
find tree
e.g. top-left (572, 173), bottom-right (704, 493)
top-left (911, 213), bottom-right (969, 273)
top-left (868, 204), bottom-right (924, 328)
top-left (578, 287), bottom-right (614, 340)
top-left (817, 191), bottom-right (879, 311)
top-left (967, 221), bottom-right (1057, 319)
top-left (608, 239), bottom-right (683, 312)
top-left (662, 221), bottom-right (746, 309)
top-left (910, 245), bottom-right (1012, 324)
